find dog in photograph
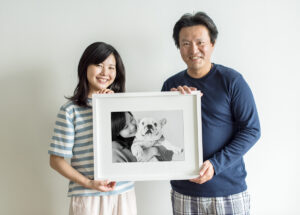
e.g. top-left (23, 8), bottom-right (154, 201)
top-left (131, 117), bottom-right (183, 162)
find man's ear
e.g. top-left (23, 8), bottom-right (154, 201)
top-left (212, 39), bottom-right (216, 47)
top-left (160, 118), bottom-right (167, 127)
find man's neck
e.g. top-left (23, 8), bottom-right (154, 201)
top-left (187, 62), bottom-right (212, 79)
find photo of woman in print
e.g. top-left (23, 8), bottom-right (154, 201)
top-left (111, 112), bottom-right (137, 162)
top-left (111, 111), bottom-right (184, 163)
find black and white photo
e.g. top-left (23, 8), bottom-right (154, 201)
top-left (111, 110), bottom-right (185, 163)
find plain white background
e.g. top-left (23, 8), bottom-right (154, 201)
top-left (0, 0), bottom-right (299, 214)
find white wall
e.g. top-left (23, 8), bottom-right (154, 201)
top-left (1, 0), bottom-right (299, 214)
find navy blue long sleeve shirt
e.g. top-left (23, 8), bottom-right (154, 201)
top-left (161, 64), bottom-right (261, 197)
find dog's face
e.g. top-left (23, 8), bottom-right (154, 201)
top-left (135, 117), bottom-right (167, 141)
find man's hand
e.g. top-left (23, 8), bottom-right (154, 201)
top-left (171, 85), bottom-right (197, 94)
top-left (190, 160), bottom-right (214, 184)
top-left (87, 180), bottom-right (116, 192)
top-left (170, 86), bottom-right (203, 97)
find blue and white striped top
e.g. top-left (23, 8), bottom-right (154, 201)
top-left (48, 99), bottom-right (134, 197)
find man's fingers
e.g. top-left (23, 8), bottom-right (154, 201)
top-left (189, 178), bottom-right (200, 183)
top-left (170, 86), bottom-right (199, 95)
top-left (189, 161), bottom-right (214, 184)
top-left (177, 86), bottom-right (185, 94)
top-left (189, 177), bottom-right (206, 184)
top-left (189, 175), bottom-right (208, 184)
top-left (199, 162), bottom-right (210, 176)
top-left (182, 85), bottom-right (192, 94)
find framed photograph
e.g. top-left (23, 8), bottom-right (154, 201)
top-left (93, 91), bottom-right (202, 181)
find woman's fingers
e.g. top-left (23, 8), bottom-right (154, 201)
top-left (96, 89), bottom-right (115, 94)
top-left (89, 180), bottom-right (117, 192)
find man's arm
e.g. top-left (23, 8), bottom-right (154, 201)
top-left (209, 75), bottom-right (261, 175)
top-left (162, 81), bottom-right (212, 183)
top-left (162, 75), bottom-right (260, 183)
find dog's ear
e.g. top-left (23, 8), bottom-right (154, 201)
top-left (160, 118), bottom-right (167, 127)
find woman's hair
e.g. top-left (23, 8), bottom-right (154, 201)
top-left (173, 11), bottom-right (218, 48)
top-left (67, 42), bottom-right (125, 106)
top-left (111, 112), bottom-right (135, 149)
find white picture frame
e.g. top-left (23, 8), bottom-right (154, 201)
top-left (92, 91), bottom-right (203, 181)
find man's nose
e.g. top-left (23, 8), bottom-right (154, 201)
top-left (190, 43), bottom-right (199, 54)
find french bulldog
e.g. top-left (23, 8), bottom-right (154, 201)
top-left (131, 117), bottom-right (183, 162)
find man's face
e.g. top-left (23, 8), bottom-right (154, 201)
top-left (179, 25), bottom-right (215, 73)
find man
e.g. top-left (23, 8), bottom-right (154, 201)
top-left (161, 12), bottom-right (261, 215)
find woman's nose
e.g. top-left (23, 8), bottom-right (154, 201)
top-left (100, 67), bottom-right (108, 75)
top-left (130, 124), bottom-right (137, 132)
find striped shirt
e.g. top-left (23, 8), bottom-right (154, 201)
top-left (48, 99), bottom-right (134, 197)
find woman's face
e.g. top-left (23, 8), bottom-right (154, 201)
top-left (87, 54), bottom-right (117, 97)
top-left (119, 113), bottom-right (137, 138)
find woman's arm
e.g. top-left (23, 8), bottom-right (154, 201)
top-left (50, 154), bottom-right (116, 192)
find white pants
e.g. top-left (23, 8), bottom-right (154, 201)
top-left (69, 189), bottom-right (137, 215)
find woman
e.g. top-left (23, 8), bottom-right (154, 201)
top-left (49, 42), bottom-right (136, 215)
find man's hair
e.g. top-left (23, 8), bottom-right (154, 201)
top-left (173, 12), bottom-right (218, 48)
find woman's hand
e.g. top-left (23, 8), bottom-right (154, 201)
top-left (87, 180), bottom-right (116, 192)
top-left (96, 89), bottom-right (114, 94)
top-left (50, 155), bottom-right (116, 192)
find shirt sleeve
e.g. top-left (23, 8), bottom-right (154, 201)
top-left (112, 141), bottom-right (137, 163)
top-left (48, 106), bottom-right (75, 158)
top-left (155, 145), bottom-right (174, 161)
top-left (161, 81), bottom-right (169, 92)
top-left (209, 75), bottom-right (261, 175)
